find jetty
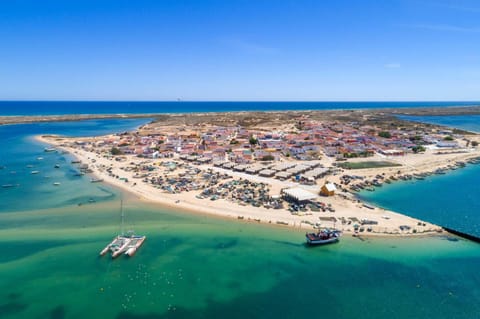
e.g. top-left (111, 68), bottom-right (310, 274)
top-left (443, 227), bottom-right (480, 244)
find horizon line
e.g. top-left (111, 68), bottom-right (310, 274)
top-left (1, 100), bottom-right (480, 103)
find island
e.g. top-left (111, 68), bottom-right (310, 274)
top-left (36, 108), bottom-right (480, 237)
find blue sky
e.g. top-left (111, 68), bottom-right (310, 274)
top-left (0, 0), bottom-right (479, 101)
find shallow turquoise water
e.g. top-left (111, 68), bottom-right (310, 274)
top-left (1, 118), bottom-right (480, 319)
top-left (0, 118), bottom-right (149, 212)
top-left (362, 114), bottom-right (480, 236)
top-left (398, 114), bottom-right (480, 133)
top-left (1, 200), bottom-right (480, 319)
top-left (360, 164), bottom-right (480, 236)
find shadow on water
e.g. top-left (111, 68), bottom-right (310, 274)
top-left (49, 305), bottom-right (66, 319)
top-left (0, 292), bottom-right (27, 317)
top-left (0, 302), bottom-right (28, 317)
top-left (60, 187), bottom-right (116, 207)
top-left (213, 238), bottom-right (238, 250)
top-left (7, 293), bottom-right (21, 300)
top-left (272, 240), bottom-right (305, 248)
top-left (0, 241), bottom-right (71, 263)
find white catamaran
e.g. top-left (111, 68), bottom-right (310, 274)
top-left (99, 200), bottom-right (146, 258)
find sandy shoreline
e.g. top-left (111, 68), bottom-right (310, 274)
top-left (35, 134), bottom-right (464, 238)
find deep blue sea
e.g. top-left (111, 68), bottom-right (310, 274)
top-left (0, 100), bottom-right (479, 115)
top-left (361, 114), bottom-right (480, 237)
top-left (0, 115), bottom-right (480, 319)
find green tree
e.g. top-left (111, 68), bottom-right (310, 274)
top-left (111, 147), bottom-right (123, 155)
top-left (249, 136), bottom-right (258, 145)
top-left (378, 131), bottom-right (392, 138)
top-left (261, 154), bottom-right (275, 161)
top-left (472, 141), bottom-right (478, 147)
top-left (412, 145), bottom-right (426, 153)
top-left (444, 136), bottom-right (454, 141)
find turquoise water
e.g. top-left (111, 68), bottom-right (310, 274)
top-left (362, 114), bottom-right (480, 236)
top-left (0, 118), bottom-right (149, 212)
top-left (360, 164), bottom-right (480, 236)
top-left (1, 201), bottom-right (480, 319)
top-left (398, 114), bottom-right (480, 133)
top-left (1, 118), bottom-right (480, 318)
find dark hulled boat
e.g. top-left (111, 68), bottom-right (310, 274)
top-left (305, 229), bottom-right (341, 245)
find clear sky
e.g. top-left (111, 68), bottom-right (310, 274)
top-left (1, 0), bottom-right (479, 101)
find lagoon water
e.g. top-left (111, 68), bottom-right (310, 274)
top-left (361, 114), bottom-right (480, 237)
top-left (1, 100), bottom-right (479, 115)
top-left (1, 117), bottom-right (480, 319)
top-left (0, 118), bottom-right (150, 212)
top-left (360, 164), bottom-right (480, 236)
top-left (398, 114), bottom-right (480, 133)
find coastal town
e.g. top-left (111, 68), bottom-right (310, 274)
top-left (39, 110), bottom-right (480, 237)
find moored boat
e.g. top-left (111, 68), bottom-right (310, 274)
top-left (124, 236), bottom-right (147, 257)
top-left (99, 200), bottom-right (146, 258)
top-left (305, 229), bottom-right (341, 245)
top-left (100, 235), bottom-right (133, 258)
top-left (2, 184), bottom-right (18, 188)
top-left (44, 147), bottom-right (56, 152)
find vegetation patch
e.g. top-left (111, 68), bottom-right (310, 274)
top-left (338, 161), bottom-right (402, 169)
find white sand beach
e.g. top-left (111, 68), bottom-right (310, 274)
top-left (35, 134), bottom-right (477, 237)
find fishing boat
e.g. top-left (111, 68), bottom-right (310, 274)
top-left (305, 229), bottom-right (341, 245)
top-left (54, 164), bottom-right (60, 168)
top-left (91, 178), bottom-right (104, 183)
top-left (31, 170), bottom-right (40, 174)
top-left (44, 147), bottom-right (56, 152)
top-left (99, 200), bottom-right (146, 258)
top-left (53, 182), bottom-right (61, 186)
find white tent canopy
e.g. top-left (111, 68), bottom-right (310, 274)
top-left (282, 187), bottom-right (317, 202)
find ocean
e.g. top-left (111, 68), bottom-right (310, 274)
top-left (0, 100), bottom-right (479, 115)
top-left (0, 115), bottom-right (480, 319)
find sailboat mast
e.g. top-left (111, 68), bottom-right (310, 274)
top-left (120, 199), bottom-right (124, 235)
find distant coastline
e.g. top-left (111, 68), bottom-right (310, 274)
top-left (1, 100), bottom-right (480, 117)
top-left (2, 104), bottom-right (480, 126)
